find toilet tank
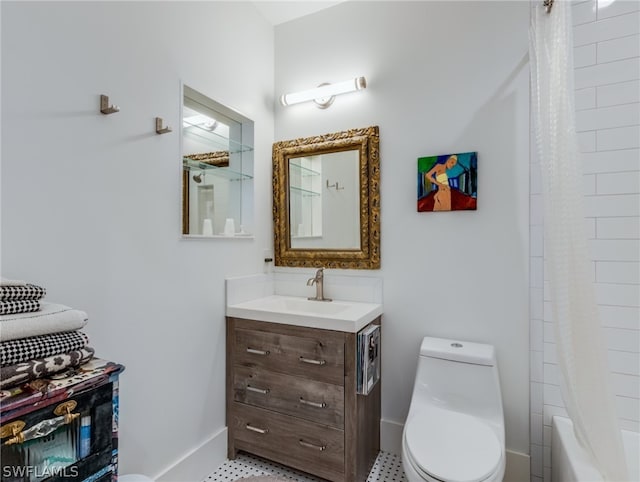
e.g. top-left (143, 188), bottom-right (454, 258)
top-left (411, 337), bottom-right (504, 424)
top-left (420, 336), bottom-right (497, 365)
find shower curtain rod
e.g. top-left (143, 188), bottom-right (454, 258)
top-left (543, 0), bottom-right (554, 13)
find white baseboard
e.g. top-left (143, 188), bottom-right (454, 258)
top-left (381, 420), bottom-right (530, 482)
top-left (155, 427), bottom-right (227, 482)
top-left (504, 450), bottom-right (530, 482)
top-left (380, 418), bottom-right (404, 455)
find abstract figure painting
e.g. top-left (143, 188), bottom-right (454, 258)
top-left (417, 151), bottom-right (477, 212)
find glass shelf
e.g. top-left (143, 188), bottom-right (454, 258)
top-left (183, 120), bottom-right (254, 154)
top-left (289, 161), bottom-right (320, 177)
top-left (290, 185), bottom-right (320, 197)
top-left (184, 158), bottom-right (253, 181)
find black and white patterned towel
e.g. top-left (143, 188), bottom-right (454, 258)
top-left (0, 299), bottom-right (41, 315)
top-left (1, 331), bottom-right (90, 367)
top-left (0, 284), bottom-right (46, 301)
top-left (0, 346), bottom-right (95, 389)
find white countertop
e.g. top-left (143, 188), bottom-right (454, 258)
top-left (226, 295), bottom-right (383, 332)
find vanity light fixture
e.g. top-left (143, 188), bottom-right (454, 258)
top-left (280, 76), bottom-right (367, 109)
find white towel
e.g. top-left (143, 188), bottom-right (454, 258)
top-left (0, 278), bottom-right (27, 287)
top-left (0, 302), bottom-right (88, 341)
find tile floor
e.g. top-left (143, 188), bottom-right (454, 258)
top-left (203, 451), bottom-right (408, 482)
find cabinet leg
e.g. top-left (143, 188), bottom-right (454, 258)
top-left (227, 439), bottom-right (238, 460)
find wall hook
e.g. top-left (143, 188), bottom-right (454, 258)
top-left (155, 117), bottom-right (172, 134)
top-left (100, 95), bottom-right (120, 115)
top-left (326, 180), bottom-right (344, 191)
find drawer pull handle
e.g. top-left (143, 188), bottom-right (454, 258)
top-left (299, 356), bottom-right (326, 366)
top-left (299, 439), bottom-right (326, 451)
top-left (299, 397), bottom-right (326, 409)
top-left (246, 385), bottom-right (270, 395)
top-left (246, 348), bottom-right (270, 356)
top-left (1, 401), bottom-right (79, 446)
top-left (245, 424), bottom-right (269, 435)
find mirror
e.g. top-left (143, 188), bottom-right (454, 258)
top-left (182, 85), bottom-right (254, 237)
top-left (273, 126), bottom-right (380, 269)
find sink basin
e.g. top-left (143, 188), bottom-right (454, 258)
top-left (226, 295), bottom-right (383, 332)
top-left (268, 297), bottom-right (350, 315)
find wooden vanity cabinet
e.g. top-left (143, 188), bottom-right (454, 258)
top-left (226, 317), bottom-right (381, 482)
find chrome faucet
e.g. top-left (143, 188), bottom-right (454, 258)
top-left (307, 267), bottom-right (332, 302)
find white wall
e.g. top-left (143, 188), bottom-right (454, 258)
top-left (529, 1), bottom-right (640, 480)
top-left (275, 1), bottom-right (531, 455)
top-left (1, 0), bottom-right (535, 476)
top-left (0, 2), bottom-right (274, 478)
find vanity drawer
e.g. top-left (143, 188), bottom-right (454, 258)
top-left (234, 327), bottom-right (344, 385)
top-left (231, 402), bottom-right (344, 481)
top-left (233, 365), bottom-right (344, 428)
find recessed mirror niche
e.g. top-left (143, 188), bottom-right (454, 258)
top-left (182, 85), bottom-right (254, 237)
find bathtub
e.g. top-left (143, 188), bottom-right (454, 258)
top-left (552, 416), bottom-right (639, 482)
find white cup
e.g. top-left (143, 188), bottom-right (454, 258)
top-left (202, 219), bottom-right (213, 236)
top-left (224, 218), bottom-right (235, 236)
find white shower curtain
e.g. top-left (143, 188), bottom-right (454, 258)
top-left (529, 1), bottom-right (629, 481)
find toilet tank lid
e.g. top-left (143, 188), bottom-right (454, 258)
top-left (420, 337), bottom-right (496, 366)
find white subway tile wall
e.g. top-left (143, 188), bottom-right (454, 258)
top-left (582, 148), bottom-right (640, 173)
top-left (574, 58), bottom-right (640, 89)
top-left (597, 35), bottom-right (640, 63)
top-left (530, 1), bottom-right (640, 480)
top-left (597, 261), bottom-right (640, 284)
top-left (574, 44), bottom-right (597, 68)
top-left (597, 217), bottom-right (640, 239)
top-left (576, 87), bottom-right (597, 110)
top-left (585, 217), bottom-right (597, 238)
top-left (596, 124), bottom-right (640, 150)
top-left (598, 80), bottom-right (640, 106)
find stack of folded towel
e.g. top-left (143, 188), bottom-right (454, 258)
top-left (0, 278), bottom-right (46, 315)
top-left (0, 278), bottom-right (95, 389)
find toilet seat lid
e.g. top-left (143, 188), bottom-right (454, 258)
top-left (405, 407), bottom-right (502, 482)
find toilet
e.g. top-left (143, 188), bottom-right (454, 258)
top-left (401, 337), bottom-right (506, 482)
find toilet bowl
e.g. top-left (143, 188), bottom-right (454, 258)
top-left (401, 337), bottom-right (506, 482)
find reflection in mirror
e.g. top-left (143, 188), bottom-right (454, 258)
top-left (289, 150), bottom-right (360, 249)
top-left (182, 85), bottom-right (254, 237)
top-left (273, 126), bottom-right (380, 269)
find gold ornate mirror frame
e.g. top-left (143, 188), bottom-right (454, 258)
top-left (273, 126), bottom-right (380, 269)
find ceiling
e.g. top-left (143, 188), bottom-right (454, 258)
top-left (251, 1), bottom-right (345, 26)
